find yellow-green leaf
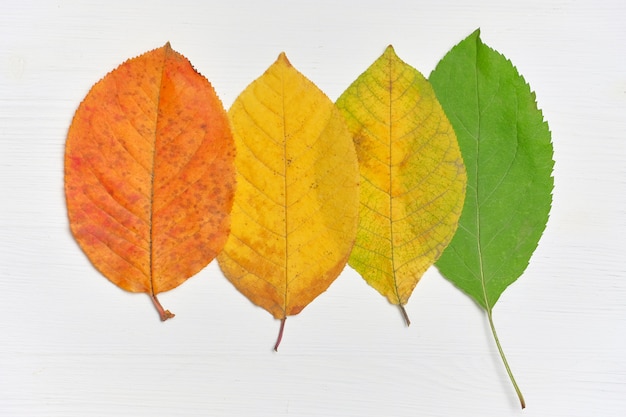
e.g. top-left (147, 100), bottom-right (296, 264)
top-left (336, 46), bottom-right (466, 324)
top-left (217, 53), bottom-right (359, 349)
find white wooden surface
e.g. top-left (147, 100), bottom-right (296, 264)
top-left (2, 0), bottom-right (625, 416)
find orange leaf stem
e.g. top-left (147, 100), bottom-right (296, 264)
top-left (149, 293), bottom-right (175, 321)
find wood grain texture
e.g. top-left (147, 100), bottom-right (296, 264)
top-left (1, 1), bottom-right (625, 416)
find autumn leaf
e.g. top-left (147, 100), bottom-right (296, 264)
top-left (431, 30), bottom-right (554, 408)
top-left (217, 53), bottom-right (359, 350)
top-left (336, 46), bottom-right (466, 325)
top-left (65, 43), bottom-right (235, 320)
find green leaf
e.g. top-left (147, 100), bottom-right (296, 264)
top-left (430, 29), bottom-right (554, 408)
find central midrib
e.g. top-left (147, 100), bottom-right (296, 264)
top-left (388, 57), bottom-right (402, 306)
top-left (281, 70), bottom-right (289, 316)
top-left (473, 45), bottom-right (490, 313)
top-left (149, 49), bottom-right (168, 298)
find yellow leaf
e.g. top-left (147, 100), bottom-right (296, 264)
top-left (336, 46), bottom-right (466, 324)
top-left (217, 53), bottom-right (359, 348)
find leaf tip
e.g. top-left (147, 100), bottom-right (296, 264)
top-left (383, 44), bottom-right (398, 59)
top-left (163, 41), bottom-right (175, 55)
top-left (468, 28), bottom-right (483, 47)
top-left (277, 52), bottom-right (292, 67)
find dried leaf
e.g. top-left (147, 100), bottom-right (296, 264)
top-left (431, 30), bottom-right (554, 408)
top-left (65, 43), bottom-right (235, 320)
top-left (217, 53), bottom-right (359, 349)
top-left (336, 46), bottom-right (466, 325)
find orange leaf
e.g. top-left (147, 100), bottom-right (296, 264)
top-left (65, 43), bottom-right (235, 320)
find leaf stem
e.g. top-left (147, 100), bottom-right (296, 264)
top-left (399, 304), bottom-right (411, 326)
top-left (149, 293), bottom-right (175, 321)
top-left (274, 317), bottom-right (286, 352)
top-left (487, 309), bottom-right (525, 409)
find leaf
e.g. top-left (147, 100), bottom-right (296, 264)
top-left (335, 46), bottom-right (467, 325)
top-left (217, 53), bottom-right (359, 350)
top-left (431, 29), bottom-right (554, 408)
top-left (65, 43), bottom-right (235, 320)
